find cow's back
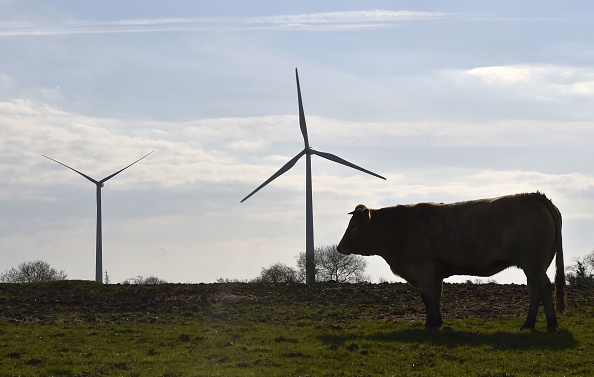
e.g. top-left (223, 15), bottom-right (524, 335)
top-left (376, 193), bottom-right (558, 279)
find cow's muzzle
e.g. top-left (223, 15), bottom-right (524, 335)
top-left (336, 244), bottom-right (349, 255)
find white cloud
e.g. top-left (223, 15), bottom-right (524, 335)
top-left (312, 115), bottom-right (594, 148)
top-left (262, 10), bottom-right (450, 24)
top-left (560, 80), bottom-right (594, 96)
top-left (466, 64), bottom-right (594, 98)
top-left (470, 170), bottom-right (594, 192)
top-left (467, 65), bottom-right (553, 85)
top-left (0, 10), bottom-right (454, 37)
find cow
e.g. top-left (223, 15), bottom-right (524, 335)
top-left (337, 192), bottom-right (565, 330)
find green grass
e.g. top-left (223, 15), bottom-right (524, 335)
top-left (0, 282), bottom-right (593, 376)
top-left (1, 317), bottom-right (592, 376)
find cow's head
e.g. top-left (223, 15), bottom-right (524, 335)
top-left (337, 204), bottom-right (374, 256)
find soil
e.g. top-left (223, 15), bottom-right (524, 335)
top-left (0, 281), bottom-right (591, 325)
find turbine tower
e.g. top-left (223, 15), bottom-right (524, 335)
top-left (43, 151), bottom-right (155, 283)
top-left (241, 69), bottom-right (386, 284)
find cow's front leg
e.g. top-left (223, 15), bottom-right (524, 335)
top-left (419, 278), bottom-right (443, 328)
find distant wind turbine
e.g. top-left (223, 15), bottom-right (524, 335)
top-left (241, 69), bottom-right (386, 284)
top-left (43, 151), bottom-right (155, 283)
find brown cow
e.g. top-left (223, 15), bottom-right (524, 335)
top-left (337, 192), bottom-right (565, 330)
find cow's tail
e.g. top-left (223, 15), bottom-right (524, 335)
top-left (553, 206), bottom-right (566, 315)
top-left (541, 193), bottom-right (565, 315)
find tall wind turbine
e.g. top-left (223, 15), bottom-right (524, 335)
top-left (43, 151), bottom-right (155, 283)
top-left (241, 69), bottom-right (386, 284)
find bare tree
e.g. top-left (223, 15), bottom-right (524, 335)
top-left (254, 263), bottom-right (300, 284)
top-left (586, 251), bottom-right (594, 270)
top-left (566, 250), bottom-right (594, 286)
top-left (297, 244), bottom-right (368, 283)
top-left (0, 260), bottom-right (67, 283)
top-left (122, 275), bottom-right (168, 285)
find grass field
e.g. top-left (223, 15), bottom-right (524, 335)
top-left (1, 281), bottom-right (593, 376)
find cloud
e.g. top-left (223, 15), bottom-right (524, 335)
top-left (0, 10), bottom-right (453, 36)
top-left (567, 80), bottom-right (594, 96)
top-left (466, 64), bottom-right (594, 97)
top-left (3, 97), bottom-right (591, 197)
top-left (467, 65), bottom-right (552, 85)
top-left (470, 170), bottom-right (594, 191)
top-left (309, 115), bottom-right (594, 149)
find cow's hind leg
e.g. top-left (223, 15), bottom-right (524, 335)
top-left (539, 273), bottom-right (558, 330)
top-left (522, 272), bottom-right (557, 331)
top-left (419, 278), bottom-right (443, 329)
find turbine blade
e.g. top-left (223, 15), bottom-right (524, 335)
top-left (100, 150), bottom-right (155, 183)
top-left (42, 155), bottom-right (99, 184)
top-left (311, 149), bottom-right (386, 180)
top-left (295, 68), bottom-right (310, 149)
top-left (241, 149), bottom-right (306, 203)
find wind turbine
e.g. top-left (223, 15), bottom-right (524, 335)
top-left (43, 150), bottom-right (155, 283)
top-left (241, 69), bottom-right (386, 284)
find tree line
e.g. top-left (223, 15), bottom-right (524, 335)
top-left (3, 249), bottom-right (594, 286)
top-left (0, 260), bottom-right (167, 285)
top-left (0, 245), bottom-right (367, 284)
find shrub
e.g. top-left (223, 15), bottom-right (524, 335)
top-left (0, 260), bottom-right (67, 283)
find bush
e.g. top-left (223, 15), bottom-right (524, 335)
top-left (253, 263), bottom-right (300, 284)
top-left (0, 260), bottom-right (67, 283)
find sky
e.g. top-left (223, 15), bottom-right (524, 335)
top-left (1, 1), bottom-right (594, 284)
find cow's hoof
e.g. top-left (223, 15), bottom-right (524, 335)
top-left (520, 323), bottom-right (536, 331)
top-left (425, 317), bottom-right (443, 329)
top-left (546, 318), bottom-right (558, 332)
top-left (425, 324), bottom-right (440, 330)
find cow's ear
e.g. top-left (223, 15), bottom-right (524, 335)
top-left (348, 204), bottom-right (366, 215)
top-left (349, 204), bottom-right (371, 222)
top-left (362, 208), bottom-right (371, 223)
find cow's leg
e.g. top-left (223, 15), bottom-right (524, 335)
top-left (521, 280), bottom-right (539, 330)
top-left (537, 273), bottom-right (558, 330)
top-left (419, 278), bottom-right (443, 328)
top-left (522, 271), bottom-right (557, 331)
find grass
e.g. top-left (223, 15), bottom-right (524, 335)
top-left (0, 281), bottom-right (593, 376)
